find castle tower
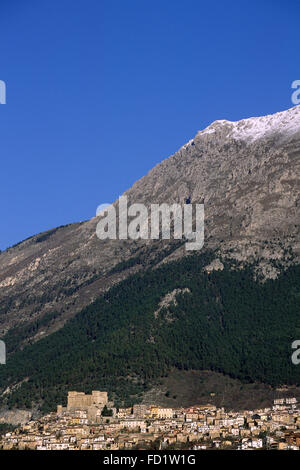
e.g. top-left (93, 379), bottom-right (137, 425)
top-left (67, 391), bottom-right (108, 410)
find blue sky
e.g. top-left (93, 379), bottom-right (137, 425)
top-left (0, 0), bottom-right (299, 250)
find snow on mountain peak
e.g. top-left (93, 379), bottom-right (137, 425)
top-left (196, 106), bottom-right (300, 143)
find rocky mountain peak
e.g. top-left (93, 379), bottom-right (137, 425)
top-left (190, 106), bottom-right (300, 145)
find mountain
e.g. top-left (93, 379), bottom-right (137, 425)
top-left (125, 105), bottom-right (300, 266)
top-left (0, 106), bottom-right (300, 412)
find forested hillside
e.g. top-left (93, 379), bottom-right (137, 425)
top-left (0, 250), bottom-right (300, 412)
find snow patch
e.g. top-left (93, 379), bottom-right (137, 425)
top-left (196, 106), bottom-right (300, 143)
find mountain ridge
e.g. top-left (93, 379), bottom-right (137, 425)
top-left (194, 105), bottom-right (300, 143)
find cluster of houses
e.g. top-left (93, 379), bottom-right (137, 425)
top-left (1, 394), bottom-right (300, 450)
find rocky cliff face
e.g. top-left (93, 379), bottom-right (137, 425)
top-left (0, 106), bottom-right (299, 345)
top-left (125, 106), bottom-right (300, 265)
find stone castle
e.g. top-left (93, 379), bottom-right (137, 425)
top-left (67, 391), bottom-right (108, 410)
top-left (57, 391), bottom-right (111, 424)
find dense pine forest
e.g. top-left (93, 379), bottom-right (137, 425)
top-left (0, 250), bottom-right (300, 412)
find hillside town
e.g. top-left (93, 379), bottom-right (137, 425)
top-left (1, 391), bottom-right (300, 450)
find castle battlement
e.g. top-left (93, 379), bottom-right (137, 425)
top-left (67, 391), bottom-right (108, 410)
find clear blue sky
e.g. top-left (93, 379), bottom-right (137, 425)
top-left (0, 0), bottom-right (299, 250)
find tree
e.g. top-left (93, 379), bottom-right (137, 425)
top-left (101, 405), bottom-right (113, 417)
